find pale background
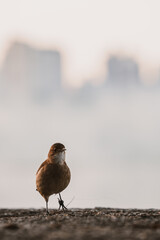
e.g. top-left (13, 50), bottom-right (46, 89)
top-left (0, 0), bottom-right (160, 209)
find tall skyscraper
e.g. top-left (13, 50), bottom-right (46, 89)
top-left (107, 56), bottom-right (140, 88)
top-left (1, 41), bottom-right (62, 102)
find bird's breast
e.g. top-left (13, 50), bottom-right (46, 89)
top-left (36, 161), bottom-right (71, 196)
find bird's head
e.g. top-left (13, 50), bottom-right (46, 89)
top-left (48, 143), bottom-right (66, 163)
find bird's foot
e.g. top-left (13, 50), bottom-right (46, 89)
top-left (58, 198), bottom-right (67, 211)
top-left (46, 210), bottom-right (50, 215)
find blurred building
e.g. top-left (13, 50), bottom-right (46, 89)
top-left (1, 41), bottom-right (62, 102)
top-left (70, 82), bottom-right (98, 106)
top-left (107, 56), bottom-right (140, 88)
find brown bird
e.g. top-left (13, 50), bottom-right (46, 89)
top-left (36, 143), bottom-right (71, 213)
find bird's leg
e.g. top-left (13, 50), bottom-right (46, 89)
top-left (58, 193), bottom-right (67, 211)
top-left (46, 200), bottom-right (49, 215)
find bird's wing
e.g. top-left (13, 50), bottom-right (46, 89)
top-left (36, 159), bottom-right (48, 175)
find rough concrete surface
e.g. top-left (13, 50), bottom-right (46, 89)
top-left (0, 208), bottom-right (160, 240)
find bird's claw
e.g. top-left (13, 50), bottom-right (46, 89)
top-left (58, 198), bottom-right (67, 211)
top-left (46, 210), bottom-right (50, 215)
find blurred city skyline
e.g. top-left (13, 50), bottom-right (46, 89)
top-left (0, 0), bottom-right (160, 87)
top-left (0, 40), bottom-right (160, 98)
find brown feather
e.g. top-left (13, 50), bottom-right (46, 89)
top-left (36, 143), bottom-right (71, 203)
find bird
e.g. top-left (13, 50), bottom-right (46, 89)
top-left (36, 143), bottom-right (71, 214)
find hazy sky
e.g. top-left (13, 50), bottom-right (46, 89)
top-left (0, 0), bottom-right (160, 86)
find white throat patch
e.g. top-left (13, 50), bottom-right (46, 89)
top-left (55, 151), bottom-right (65, 164)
